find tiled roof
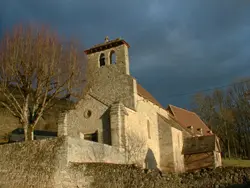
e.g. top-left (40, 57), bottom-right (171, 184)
top-left (166, 105), bottom-right (213, 136)
top-left (84, 38), bottom-right (130, 55)
top-left (137, 84), bottom-right (163, 108)
top-left (183, 135), bottom-right (218, 155)
top-left (158, 114), bottom-right (193, 137)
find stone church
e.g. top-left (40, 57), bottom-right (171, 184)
top-left (56, 37), bottom-right (221, 172)
top-left (0, 37), bottom-right (222, 173)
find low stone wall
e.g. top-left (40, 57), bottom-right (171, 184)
top-left (0, 137), bottom-right (250, 188)
top-left (67, 137), bottom-right (125, 163)
top-left (76, 164), bottom-right (250, 188)
top-left (179, 167), bottom-right (250, 187)
top-left (0, 137), bottom-right (67, 188)
top-left (0, 137), bottom-right (125, 187)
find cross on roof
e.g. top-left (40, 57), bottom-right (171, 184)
top-left (105, 36), bottom-right (109, 43)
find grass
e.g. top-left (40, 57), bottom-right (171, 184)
top-left (222, 158), bottom-right (250, 167)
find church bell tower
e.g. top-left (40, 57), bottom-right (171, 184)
top-left (84, 37), bottom-right (130, 81)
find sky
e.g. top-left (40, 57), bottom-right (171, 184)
top-left (1, 0), bottom-right (250, 109)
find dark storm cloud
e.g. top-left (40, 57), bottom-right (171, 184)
top-left (1, 0), bottom-right (250, 108)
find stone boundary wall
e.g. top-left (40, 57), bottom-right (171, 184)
top-left (0, 137), bottom-right (250, 188)
top-left (67, 137), bottom-right (125, 163)
top-left (78, 163), bottom-right (250, 188)
top-left (0, 137), bottom-right (125, 188)
top-left (0, 137), bottom-right (67, 188)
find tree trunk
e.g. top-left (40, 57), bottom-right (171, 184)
top-left (28, 126), bottom-right (34, 140)
top-left (247, 145), bottom-right (250, 160)
top-left (243, 148), bottom-right (247, 159)
top-left (23, 95), bottom-right (34, 141)
top-left (24, 123), bottom-right (29, 141)
top-left (227, 139), bottom-right (231, 159)
top-left (245, 134), bottom-right (250, 160)
top-left (23, 123), bottom-right (34, 141)
top-left (238, 133), bottom-right (243, 158)
top-left (233, 139), bottom-right (238, 158)
top-left (23, 122), bottom-right (34, 141)
top-left (243, 134), bottom-right (249, 159)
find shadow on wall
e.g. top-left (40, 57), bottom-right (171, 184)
top-left (100, 109), bottom-right (111, 145)
top-left (144, 148), bottom-right (157, 169)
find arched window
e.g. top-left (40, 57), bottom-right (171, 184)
top-left (99, 53), bottom-right (105, 67)
top-left (110, 50), bottom-right (116, 64)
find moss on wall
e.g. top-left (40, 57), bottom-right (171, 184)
top-left (82, 163), bottom-right (250, 188)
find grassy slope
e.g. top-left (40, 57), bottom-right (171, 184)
top-left (222, 159), bottom-right (250, 167)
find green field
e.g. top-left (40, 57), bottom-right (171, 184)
top-left (222, 159), bottom-right (250, 167)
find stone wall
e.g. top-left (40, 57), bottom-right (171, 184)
top-left (85, 43), bottom-right (137, 110)
top-left (0, 137), bottom-right (67, 188)
top-left (0, 107), bottom-right (50, 141)
top-left (0, 108), bottom-right (19, 133)
top-left (158, 114), bottom-right (175, 172)
top-left (86, 43), bottom-right (130, 79)
top-left (87, 67), bottom-right (137, 110)
top-left (0, 137), bottom-right (125, 188)
top-left (71, 163), bottom-right (250, 188)
top-left (0, 139), bottom-right (249, 188)
top-left (171, 127), bottom-right (185, 172)
top-left (125, 95), bottom-right (184, 172)
top-left (179, 167), bottom-right (250, 188)
top-left (60, 94), bottom-right (110, 142)
top-left (67, 137), bottom-right (125, 163)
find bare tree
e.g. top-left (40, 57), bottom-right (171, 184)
top-left (0, 25), bottom-right (86, 141)
top-left (227, 79), bottom-right (250, 159)
top-left (192, 90), bottom-right (235, 158)
top-left (192, 78), bottom-right (250, 159)
top-left (120, 130), bottom-right (147, 165)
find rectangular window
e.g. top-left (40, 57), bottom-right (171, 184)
top-left (147, 120), bottom-right (151, 139)
top-left (84, 131), bottom-right (98, 142)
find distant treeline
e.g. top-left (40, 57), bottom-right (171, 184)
top-left (192, 79), bottom-right (250, 159)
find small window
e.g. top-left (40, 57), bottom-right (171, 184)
top-left (110, 51), bottom-right (116, 64)
top-left (84, 110), bottom-right (92, 118)
top-left (84, 131), bottom-right (98, 142)
top-left (147, 120), bottom-right (151, 139)
top-left (99, 53), bottom-right (105, 67)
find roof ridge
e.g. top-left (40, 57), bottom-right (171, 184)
top-left (137, 84), bottom-right (163, 108)
top-left (192, 112), bottom-right (209, 126)
top-left (169, 104), bottom-right (196, 115)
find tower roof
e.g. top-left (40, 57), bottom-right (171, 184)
top-left (84, 37), bottom-right (130, 55)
